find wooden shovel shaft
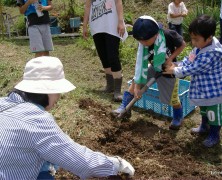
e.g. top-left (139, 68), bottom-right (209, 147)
top-left (124, 77), bottom-right (156, 112)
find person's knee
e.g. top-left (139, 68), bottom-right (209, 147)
top-left (110, 60), bottom-right (121, 72)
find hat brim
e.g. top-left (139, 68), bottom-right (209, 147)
top-left (15, 79), bottom-right (76, 94)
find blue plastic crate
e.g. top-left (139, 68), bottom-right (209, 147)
top-left (50, 26), bottom-right (61, 35)
top-left (50, 16), bottom-right (58, 27)
top-left (70, 17), bottom-right (81, 28)
top-left (128, 79), bottom-right (196, 118)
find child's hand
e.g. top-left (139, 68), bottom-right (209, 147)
top-left (38, 4), bottom-right (44, 11)
top-left (163, 62), bottom-right (176, 75)
top-left (162, 57), bottom-right (173, 72)
top-left (134, 84), bottom-right (142, 99)
top-left (164, 57), bottom-right (173, 67)
top-left (181, 12), bottom-right (187, 17)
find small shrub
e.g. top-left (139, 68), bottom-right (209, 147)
top-left (76, 26), bottom-right (96, 55)
top-left (55, 0), bottom-right (84, 33)
top-left (124, 12), bottom-right (134, 25)
top-left (16, 15), bottom-right (26, 35)
top-left (3, 0), bottom-right (16, 6)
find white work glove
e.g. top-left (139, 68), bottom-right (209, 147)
top-left (108, 156), bottom-right (135, 176)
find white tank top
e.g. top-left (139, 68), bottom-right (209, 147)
top-left (89, 0), bottom-right (127, 40)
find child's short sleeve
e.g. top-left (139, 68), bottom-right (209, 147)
top-left (181, 2), bottom-right (188, 13)
top-left (168, 3), bottom-right (174, 14)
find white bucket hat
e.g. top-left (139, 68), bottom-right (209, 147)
top-left (15, 56), bottom-right (76, 94)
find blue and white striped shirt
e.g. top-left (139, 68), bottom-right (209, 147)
top-left (174, 37), bottom-right (222, 106)
top-left (0, 92), bottom-right (118, 180)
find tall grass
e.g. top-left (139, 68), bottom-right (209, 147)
top-left (0, 0), bottom-right (4, 38)
top-left (183, 1), bottom-right (220, 41)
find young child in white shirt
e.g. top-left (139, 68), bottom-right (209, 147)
top-left (167, 0), bottom-right (188, 36)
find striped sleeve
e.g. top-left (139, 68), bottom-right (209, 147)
top-left (32, 115), bottom-right (118, 179)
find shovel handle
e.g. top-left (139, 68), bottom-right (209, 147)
top-left (117, 73), bottom-right (162, 118)
top-left (124, 77), bottom-right (156, 111)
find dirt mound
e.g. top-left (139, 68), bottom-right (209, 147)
top-left (55, 98), bottom-right (222, 180)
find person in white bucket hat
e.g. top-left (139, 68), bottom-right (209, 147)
top-left (15, 56), bottom-right (75, 94)
top-left (0, 56), bottom-right (134, 180)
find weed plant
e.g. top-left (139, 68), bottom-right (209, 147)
top-left (183, 1), bottom-right (220, 42)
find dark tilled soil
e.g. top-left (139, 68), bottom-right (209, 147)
top-left (55, 98), bottom-right (222, 180)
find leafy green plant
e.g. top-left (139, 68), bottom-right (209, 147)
top-left (198, 0), bottom-right (220, 7)
top-left (124, 12), bottom-right (133, 25)
top-left (74, 2), bottom-right (84, 18)
top-left (16, 15), bottom-right (26, 35)
top-left (3, 0), bottom-right (16, 6)
top-left (76, 26), bottom-right (96, 55)
top-left (57, 0), bottom-right (84, 33)
top-left (76, 36), bottom-right (96, 55)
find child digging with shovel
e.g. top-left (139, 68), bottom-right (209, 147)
top-left (111, 15), bottom-right (186, 130)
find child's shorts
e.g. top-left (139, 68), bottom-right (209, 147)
top-left (28, 24), bottom-right (54, 53)
top-left (147, 64), bottom-right (181, 106)
top-left (200, 104), bottom-right (222, 126)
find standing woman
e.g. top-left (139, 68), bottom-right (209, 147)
top-left (83, 0), bottom-right (128, 102)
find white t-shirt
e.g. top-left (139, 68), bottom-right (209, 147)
top-left (89, 0), bottom-right (127, 40)
top-left (167, 2), bottom-right (188, 25)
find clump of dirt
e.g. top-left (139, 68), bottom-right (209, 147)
top-left (79, 98), bottom-right (97, 109)
top-left (56, 98), bottom-right (222, 180)
top-left (79, 97), bottom-right (112, 117)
